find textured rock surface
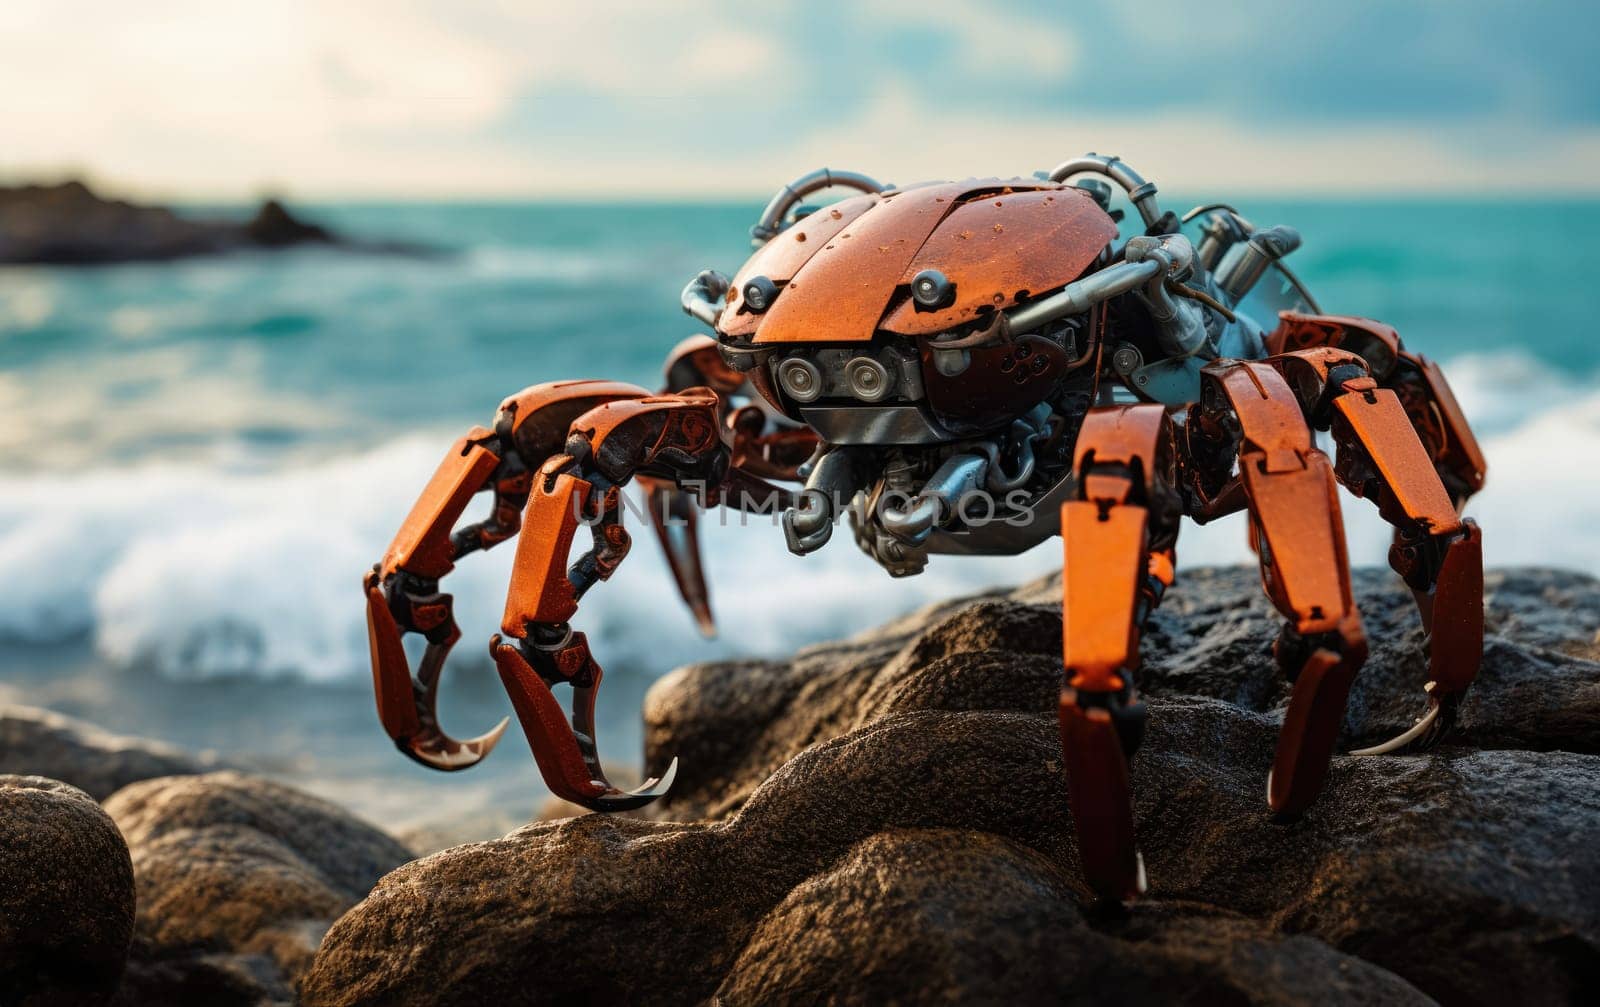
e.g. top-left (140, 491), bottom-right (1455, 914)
top-left (0, 775), bottom-right (136, 1006)
top-left (0, 704), bottom-right (213, 800)
top-left (719, 829), bottom-right (1427, 1006)
top-left (303, 567), bottom-right (1599, 1005)
top-left (103, 771), bottom-right (413, 1005)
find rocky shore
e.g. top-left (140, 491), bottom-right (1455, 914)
top-left (2, 567), bottom-right (1596, 1005)
top-left (0, 180), bottom-right (428, 264)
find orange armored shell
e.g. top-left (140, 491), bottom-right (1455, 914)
top-left (718, 179), bottom-right (1116, 344)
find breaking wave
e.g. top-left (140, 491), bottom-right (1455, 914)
top-left (0, 351), bottom-right (1594, 683)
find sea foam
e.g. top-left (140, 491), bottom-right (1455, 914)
top-left (0, 352), bottom-right (1593, 683)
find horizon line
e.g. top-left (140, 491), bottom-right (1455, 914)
top-left (8, 171), bottom-right (1600, 208)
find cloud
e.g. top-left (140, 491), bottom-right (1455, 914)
top-left (674, 29), bottom-right (793, 88)
top-left (0, 0), bottom-right (1594, 198)
top-left (867, 0), bottom-right (1078, 81)
top-left (764, 87), bottom-right (1600, 197)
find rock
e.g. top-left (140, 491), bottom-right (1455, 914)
top-left (1133, 567), bottom-right (1600, 757)
top-left (719, 829), bottom-right (1427, 1005)
top-left (0, 775), bottom-right (136, 1006)
top-left (649, 567), bottom-right (1600, 821)
top-left (304, 567), bottom-right (1600, 1005)
top-left (245, 198), bottom-right (332, 247)
top-left (0, 180), bottom-right (215, 263)
top-left (398, 808), bottom-right (534, 857)
top-left (0, 704), bottom-right (213, 800)
top-left (0, 179), bottom-right (426, 264)
top-left (103, 771), bottom-right (413, 1004)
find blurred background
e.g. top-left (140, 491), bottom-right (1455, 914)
top-left (1, 1), bottom-right (1596, 836)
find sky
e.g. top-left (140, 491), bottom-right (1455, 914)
top-left (2, 0), bottom-right (1597, 200)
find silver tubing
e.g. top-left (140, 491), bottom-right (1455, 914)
top-left (1048, 154), bottom-right (1162, 228)
top-left (1124, 234), bottom-right (1206, 357)
top-left (752, 168), bottom-right (884, 246)
top-left (1193, 208), bottom-right (1250, 273)
top-left (1007, 233), bottom-right (1201, 335)
top-left (976, 439), bottom-right (1033, 493)
top-left (879, 452), bottom-right (989, 543)
top-left (1005, 258), bottom-right (1161, 333)
top-left (680, 270), bottom-right (731, 330)
top-left (1216, 225), bottom-right (1302, 304)
top-left (783, 447), bottom-right (863, 554)
top-left (1180, 202), bottom-right (1249, 226)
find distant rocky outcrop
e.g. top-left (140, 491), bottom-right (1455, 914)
top-left (0, 180), bottom-right (428, 264)
top-left (0, 775), bottom-right (136, 1006)
top-left (243, 199), bottom-right (333, 248)
top-left (304, 567), bottom-right (1600, 1006)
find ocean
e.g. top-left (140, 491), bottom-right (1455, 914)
top-left (2, 197), bottom-right (1596, 836)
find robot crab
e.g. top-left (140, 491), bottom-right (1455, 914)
top-left (363, 155), bottom-right (1486, 901)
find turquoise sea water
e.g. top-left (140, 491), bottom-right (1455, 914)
top-left (6, 198), bottom-right (1598, 470)
top-left (1, 197), bottom-right (1596, 829)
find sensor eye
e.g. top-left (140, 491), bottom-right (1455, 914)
top-left (743, 276), bottom-right (778, 313)
top-left (845, 357), bottom-right (892, 402)
top-left (776, 356), bottom-right (824, 402)
top-left (910, 269), bottom-right (955, 311)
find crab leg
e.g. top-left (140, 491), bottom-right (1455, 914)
top-left (1202, 360), bottom-right (1368, 817)
top-left (364, 428), bottom-right (511, 770)
top-left (637, 336), bottom-right (748, 636)
top-left (636, 336), bottom-right (818, 638)
top-left (1267, 312), bottom-right (1487, 508)
top-left (637, 476), bottom-right (716, 637)
top-left (364, 380), bottom-right (652, 771)
top-left (1059, 404), bottom-right (1180, 902)
top-left (1326, 373), bottom-right (1484, 753)
top-left (1262, 344), bottom-right (1486, 753)
top-left (494, 391), bottom-right (739, 811)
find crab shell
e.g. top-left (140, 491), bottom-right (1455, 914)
top-left (718, 178), bottom-right (1117, 345)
